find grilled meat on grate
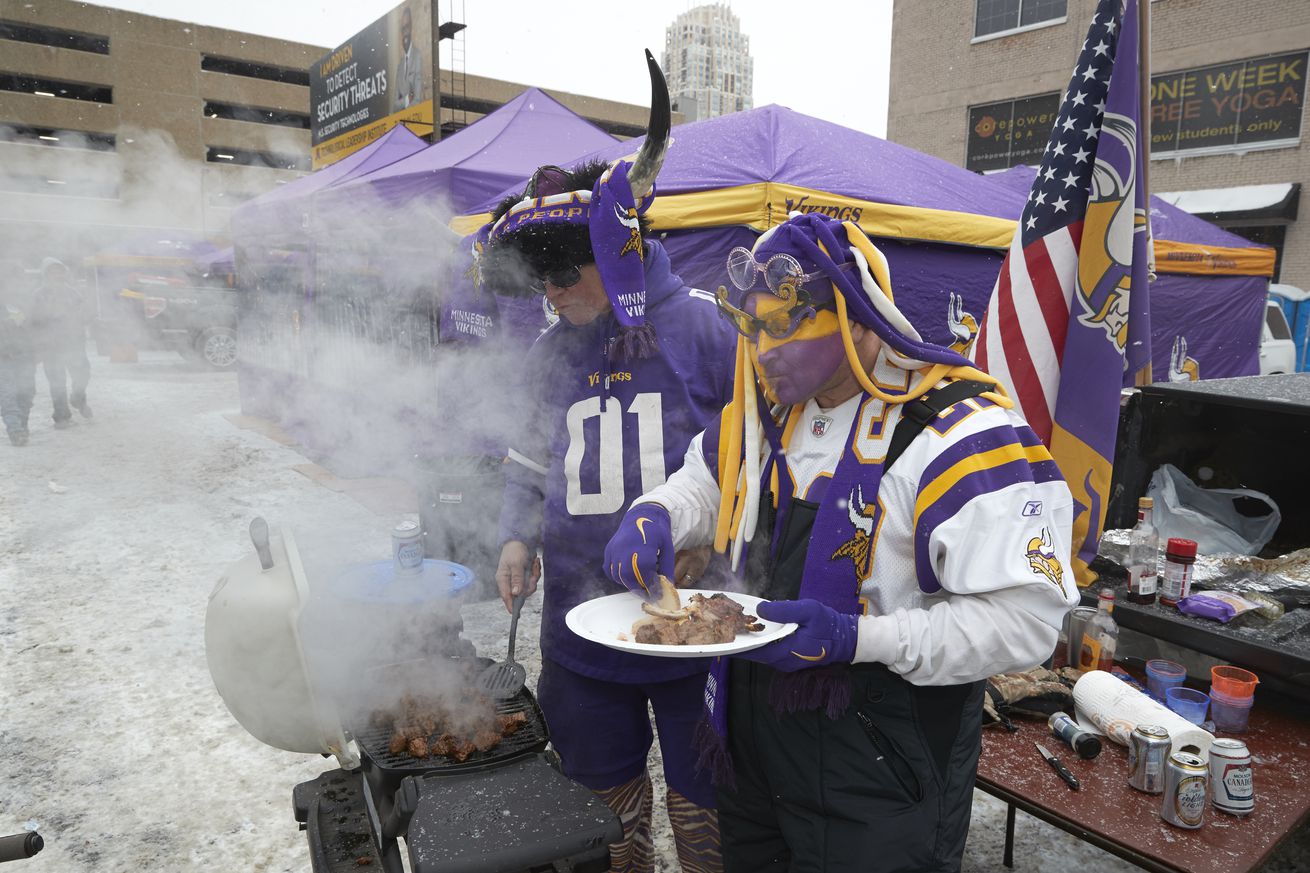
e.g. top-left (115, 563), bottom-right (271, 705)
top-left (374, 692), bottom-right (529, 763)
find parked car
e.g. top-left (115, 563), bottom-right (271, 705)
top-left (118, 271), bottom-right (240, 369)
top-left (1261, 298), bottom-right (1296, 375)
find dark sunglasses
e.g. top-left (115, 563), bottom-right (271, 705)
top-left (714, 285), bottom-right (823, 341)
top-left (527, 265), bottom-right (583, 294)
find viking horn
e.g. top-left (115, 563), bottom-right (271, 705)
top-left (627, 49), bottom-right (671, 199)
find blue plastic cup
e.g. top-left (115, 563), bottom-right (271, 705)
top-left (1210, 688), bottom-right (1254, 733)
top-left (1165, 686), bottom-right (1210, 725)
top-left (1146, 659), bottom-right (1186, 702)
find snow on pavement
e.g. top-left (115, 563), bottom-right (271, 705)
top-left (2, 351), bottom-right (1307, 872)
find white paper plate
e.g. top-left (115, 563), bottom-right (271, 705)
top-left (565, 590), bottom-right (796, 658)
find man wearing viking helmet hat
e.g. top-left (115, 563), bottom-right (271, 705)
top-left (479, 52), bottom-right (736, 872)
top-left (603, 213), bottom-right (1079, 871)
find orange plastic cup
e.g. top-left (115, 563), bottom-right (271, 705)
top-left (1211, 665), bottom-right (1259, 700)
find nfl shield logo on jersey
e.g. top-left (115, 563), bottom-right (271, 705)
top-left (811, 415), bottom-right (832, 437)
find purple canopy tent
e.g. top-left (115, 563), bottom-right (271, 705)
top-left (459, 106), bottom-right (1276, 382)
top-left (460, 104), bottom-right (1027, 352)
top-left (232, 125), bottom-right (429, 242)
top-left (315, 87), bottom-right (618, 217)
top-left (993, 165), bottom-right (1275, 380)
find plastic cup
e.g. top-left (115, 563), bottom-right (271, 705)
top-left (1065, 606), bottom-right (1098, 668)
top-left (1210, 688), bottom-right (1254, 733)
top-left (1211, 665), bottom-right (1259, 700)
top-left (1165, 686), bottom-right (1211, 725)
top-left (1145, 659), bottom-right (1186, 702)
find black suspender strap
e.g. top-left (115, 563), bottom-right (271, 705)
top-left (883, 379), bottom-right (993, 471)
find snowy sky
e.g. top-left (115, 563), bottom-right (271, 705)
top-left (87, 0), bottom-right (894, 137)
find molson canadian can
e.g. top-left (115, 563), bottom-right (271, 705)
top-left (1128, 725), bottom-right (1171, 794)
top-left (1209, 739), bottom-right (1254, 816)
top-left (1161, 752), bottom-right (1209, 829)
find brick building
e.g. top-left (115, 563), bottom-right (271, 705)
top-left (887, 0), bottom-right (1310, 288)
top-left (0, 0), bottom-right (658, 262)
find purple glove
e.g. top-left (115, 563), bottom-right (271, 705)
top-left (737, 599), bottom-right (860, 672)
top-left (603, 503), bottom-right (674, 598)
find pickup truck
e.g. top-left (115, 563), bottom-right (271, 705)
top-left (116, 274), bottom-right (240, 369)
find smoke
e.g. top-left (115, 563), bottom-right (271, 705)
top-left (4, 115), bottom-right (544, 735)
top-left (222, 159), bottom-right (547, 734)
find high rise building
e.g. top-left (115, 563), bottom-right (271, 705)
top-left (663, 4), bottom-right (753, 122)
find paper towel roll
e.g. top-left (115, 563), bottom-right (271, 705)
top-left (1072, 670), bottom-right (1214, 758)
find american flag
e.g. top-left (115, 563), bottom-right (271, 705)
top-left (975, 0), bottom-right (1152, 586)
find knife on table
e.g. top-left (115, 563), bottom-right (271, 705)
top-left (1034, 741), bottom-right (1081, 791)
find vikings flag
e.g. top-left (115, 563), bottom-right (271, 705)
top-left (974, 0), bottom-right (1152, 587)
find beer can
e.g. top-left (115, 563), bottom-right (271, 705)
top-left (391, 520), bottom-right (425, 575)
top-left (1161, 752), bottom-right (1209, 829)
top-left (1209, 739), bottom-right (1254, 816)
top-left (1128, 724), bottom-right (1171, 794)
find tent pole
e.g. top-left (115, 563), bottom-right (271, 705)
top-left (1139, 0), bottom-right (1153, 275)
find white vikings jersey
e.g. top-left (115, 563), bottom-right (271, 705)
top-left (639, 354), bottom-right (1079, 686)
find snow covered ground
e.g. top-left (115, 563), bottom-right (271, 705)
top-left (2, 351), bottom-right (1307, 872)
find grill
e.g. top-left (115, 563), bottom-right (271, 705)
top-left (293, 660), bottom-right (620, 873)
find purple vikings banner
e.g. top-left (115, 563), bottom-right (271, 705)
top-left (976, 0), bottom-right (1152, 586)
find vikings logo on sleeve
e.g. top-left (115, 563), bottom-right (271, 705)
top-left (1025, 527), bottom-right (1066, 595)
top-left (831, 484), bottom-right (884, 583)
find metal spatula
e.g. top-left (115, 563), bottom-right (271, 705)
top-left (477, 592), bottom-right (527, 698)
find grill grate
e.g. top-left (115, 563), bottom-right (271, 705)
top-left (358, 687), bottom-right (548, 779)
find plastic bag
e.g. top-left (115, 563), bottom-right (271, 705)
top-left (1147, 464), bottom-right (1280, 556)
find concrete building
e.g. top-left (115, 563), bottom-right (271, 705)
top-left (0, 0), bottom-right (662, 262)
top-left (663, 3), bottom-right (753, 122)
top-left (887, 0), bottom-right (1310, 287)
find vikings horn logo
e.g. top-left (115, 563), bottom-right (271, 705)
top-left (615, 203), bottom-right (644, 260)
top-left (947, 292), bottom-right (978, 354)
top-left (1025, 527), bottom-right (1066, 595)
top-left (831, 484), bottom-right (882, 582)
top-left (1168, 335), bottom-right (1200, 382)
top-left (1075, 112), bottom-right (1145, 353)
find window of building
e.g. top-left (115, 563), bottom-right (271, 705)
top-left (207, 146), bottom-right (310, 171)
top-left (206, 189), bottom-right (264, 207)
top-left (0, 72), bottom-right (111, 103)
top-left (0, 124), bottom-right (116, 151)
top-left (0, 20), bottom-right (109, 54)
top-left (974, 0), bottom-right (1067, 40)
top-left (203, 100), bottom-right (311, 130)
top-left (0, 173), bottom-right (118, 198)
top-left (965, 91), bottom-right (1062, 172)
top-left (201, 55), bottom-right (311, 87)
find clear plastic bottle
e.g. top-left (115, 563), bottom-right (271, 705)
top-left (1080, 589), bottom-right (1119, 672)
top-left (1127, 497), bottom-right (1159, 604)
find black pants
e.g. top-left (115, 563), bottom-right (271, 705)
top-left (0, 355), bottom-right (35, 433)
top-left (717, 660), bottom-right (983, 873)
top-left (42, 343), bottom-right (90, 422)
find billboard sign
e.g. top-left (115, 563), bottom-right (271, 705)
top-left (1150, 50), bottom-right (1307, 157)
top-left (310, 0), bottom-right (433, 168)
top-left (966, 92), bottom-right (1062, 173)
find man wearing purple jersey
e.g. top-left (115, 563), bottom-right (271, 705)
top-left (604, 213), bottom-right (1078, 872)
top-left (476, 55), bottom-right (735, 873)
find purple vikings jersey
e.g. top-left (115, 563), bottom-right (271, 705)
top-left (498, 241), bottom-right (736, 682)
